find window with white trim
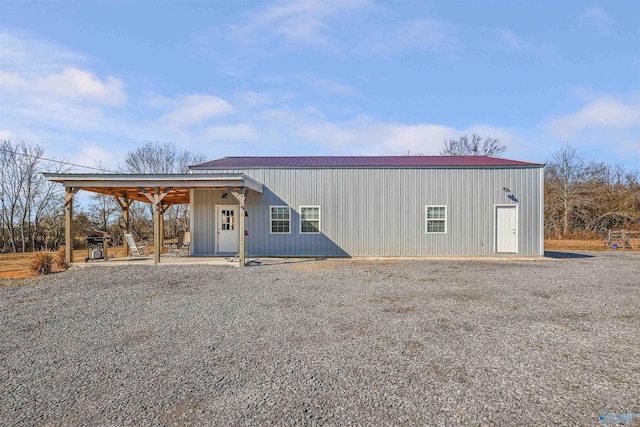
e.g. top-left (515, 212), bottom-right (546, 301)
top-left (300, 206), bottom-right (320, 234)
top-left (426, 205), bottom-right (447, 234)
top-left (270, 206), bottom-right (291, 234)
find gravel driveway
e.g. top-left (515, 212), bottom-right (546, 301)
top-left (1, 251), bottom-right (639, 426)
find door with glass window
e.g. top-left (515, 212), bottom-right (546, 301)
top-left (216, 205), bottom-right (239, 253)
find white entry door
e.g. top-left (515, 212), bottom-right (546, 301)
top-left (216, 205), bottom-right (239, 253)
top-left (496, 206), bottom-right (517, 253)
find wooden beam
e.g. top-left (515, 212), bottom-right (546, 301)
top-left (153, 187), bottom-right (161, 265)
top-left (64, 187), bottom-right (75, 264)
top-left (115, 195), bottom-right (131, 256)
top-left (64, 187), bottom-right (79, 206)
top-left (231, 188), bottom-right (247, 267)
top-left (139, 187), bottom-right (156, 205)
top-left (159, 205), bottom-right (165, 249)
top-left (140, 186), bottom-right (173, 207)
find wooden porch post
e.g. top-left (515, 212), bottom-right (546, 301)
top-left (115, 196), bottom-right (131, 257)
top-left (122, 199), bottom-right (130, 256)
top-left (239, 200), bottom-right (245, 268)
top-left (64, 187), bottom-right (78, 264)
top-left (159, 205), bottom-right (165, 248)
top-left (140, 186), bottom-right (171, 266)
top-left (153, 187), bottom-right (161, 265)
top-left (230, 187), bottom-right (247, 267)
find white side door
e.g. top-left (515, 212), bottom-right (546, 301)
top-left (496, 206), bottom-right (517, 253)
top-left (216, 205), bottom-right (239, 253)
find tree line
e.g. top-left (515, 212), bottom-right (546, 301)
top-left (441, 135), bottom-right (640, 238)
top-left (544, 145), bottom-right (639, 238)
top-left (0, 140), bottom-right (203, 253)
top-left (1, 138), bottom-right (638, 253)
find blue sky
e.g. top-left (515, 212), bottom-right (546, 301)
top-left (1, 0), bottom-right (639, 172)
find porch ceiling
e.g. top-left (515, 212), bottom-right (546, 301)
top-left (43, 173), bottom-right (263, 205)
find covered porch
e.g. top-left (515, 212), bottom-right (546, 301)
top-left (43, 173), bottom-right (263, 267)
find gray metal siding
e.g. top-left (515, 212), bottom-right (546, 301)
top-left (192, 189), bottom-right (228, 255)
top-left (192, 167), bottom-right (543, 256)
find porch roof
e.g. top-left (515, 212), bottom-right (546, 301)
top-left (43, 173), bottom-right (263, 205)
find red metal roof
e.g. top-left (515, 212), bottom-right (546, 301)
top-left (191, 156), bottom-right (542, 169)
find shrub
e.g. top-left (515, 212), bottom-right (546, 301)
top-left (55, 247), bottom-right (70, 270)
top-left (30, 251), bottom-right (54, 275)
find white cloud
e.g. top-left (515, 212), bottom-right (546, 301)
top-left (228, 0), bottom-right (370, 51)
top-left (0, 32), bottom-right (86, 75)
top-left (544, 94), bottom-right (640, 169)
top-left (0, 31), bottom-right (128, 144)
top-left (1, 68), bottom-right (126, 106)
top-left (492, 28), bottom-right (547, 55)
top-left (494, 29), bottom-right (524, 49)
top-left (0, 129), bottom-right (16, 141)
top-left (258, 73), bottom-right (358, 98)
top-left (157, 95), bottom-right (234, 128)
top-left (203, 124), bottom-right (258, 141)
top-left (580, 6), bottom-right (615, 34)
top-left (66, 144), bottom-right (117, 172)
top-left (368, 19), bottom-right (458, 56)
top-left (297, 75), bottom-right (357, 96)
top-left (242, 107), bottom-right (517, 157)
top-left (548, 97), bottom-right (640, 139)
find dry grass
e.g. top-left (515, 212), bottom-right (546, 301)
top-left (0, 246), bottom-right (128, 280)
top-left (0, 253), bottom-right (40, 279)
top-left (544, 239), bottom-right (607, 251)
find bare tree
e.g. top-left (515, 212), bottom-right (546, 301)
top-left (120, 142), bottom-right (206, 239)
top-left (122, 141), bottom-right (205, 174)
top-left (88, 193), bottom-right (119, 233)
top-left (1, 141), bottom-right (34, 252)
top-left (544, 145), bottom-right (609, 238)
top-left (440, 133), bottom-right (506, 156)
top-left (1, 140), bottom-right (68, 252)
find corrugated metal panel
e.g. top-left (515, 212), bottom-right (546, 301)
top-left (192, 167), bottom-right (543, 256)
top-left (192, 189), bottom-right (230, 255)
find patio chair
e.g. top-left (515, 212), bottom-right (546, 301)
top-left (124, 233), bottom-right (151, 257)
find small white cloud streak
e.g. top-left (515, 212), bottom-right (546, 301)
top-left (494, 29), bottom-right (523, 48)
top-left (66, 145), bottom-right (116, 171)
top-left (203, 124), bottom-right (258, 141)
top-left (228, 0), bottom-right (370, 50)
top-left (580, 6), bottom-right (616, 34)
top-left (367, 18), bottom-right (458, 56)
top-left (0, 31), bottom-right (86, 75)
top-left (157, 94), bottom-right (234, 128)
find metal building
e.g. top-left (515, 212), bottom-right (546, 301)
top-left (189, 156), bottom-right (544, 257)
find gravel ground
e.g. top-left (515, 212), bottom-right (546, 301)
top-left (1, 251), bottom-right (639, 426)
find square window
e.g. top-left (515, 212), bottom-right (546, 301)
top-left (426, 205), bottom-right (447, 234)
top-left (300, 206), bottom-right (320, 234)
top-left (270, 206), bottom-right (291, 234)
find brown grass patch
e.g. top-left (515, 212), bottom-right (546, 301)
top-left (0, 246), bottom-right (129, 280)
top-left (545, 239), bottom-right (606, 251)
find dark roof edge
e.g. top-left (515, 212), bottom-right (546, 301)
top-left (190, 164), bottom-right (545, 170)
